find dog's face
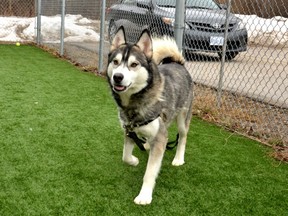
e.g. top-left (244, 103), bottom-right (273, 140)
top-left (107, 27), bottom-right (153, 95)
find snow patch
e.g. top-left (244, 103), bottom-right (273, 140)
top-left (236, 14), bottom-right (288, 47)
top-left (0, 14), bottom-right (99, 43)
top-left (0, 14), bottom-right (287, 47)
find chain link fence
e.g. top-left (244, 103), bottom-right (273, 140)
top-left (1, 0), bottom-right (287, 149)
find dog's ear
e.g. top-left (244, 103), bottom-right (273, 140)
top-left (110, 26), bottom-right (126, 51)
top-left (136, 29), bottom-right (153, 59)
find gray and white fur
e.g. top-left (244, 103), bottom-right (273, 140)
top-left (106, 27), bottom-right (194, 205)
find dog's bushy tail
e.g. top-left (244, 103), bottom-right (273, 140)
top-left (152, 36), bottom-right (185, 65)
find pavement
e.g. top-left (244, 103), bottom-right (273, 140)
top-left (185, 46), bottom-right (288, 108)
top-left (64, 41), bottom-right (288, 108)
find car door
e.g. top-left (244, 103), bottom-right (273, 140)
top-left (120, 0), bottom-right (153, 42)
top-left (129, 0), bottom-right (153, 41)
top-left (113, 0), bottom-right (138, 39)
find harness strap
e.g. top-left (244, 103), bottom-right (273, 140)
top-left (127, 132), bottom-right (146, 151)
top-left (127, 132), bottom-right (179, 151)
top-left (124, 115), bottom-right (179, 151)
top-left (166, 133), bottom-right (179, 150)
top-left (127, 115), bottom-right (160, 129)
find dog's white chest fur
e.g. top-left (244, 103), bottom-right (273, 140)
top-left (134, 118), bottom-right (160, 141)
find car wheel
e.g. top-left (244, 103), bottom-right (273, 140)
top-left (108, 21), bottom-right (118, 43)
top-left (218, 51), bottom-right (239, 61)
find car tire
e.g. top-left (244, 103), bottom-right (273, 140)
top-left (108, 21), bottom-right (118, 43)
top-left (218, 51), bottom-right (239, 61)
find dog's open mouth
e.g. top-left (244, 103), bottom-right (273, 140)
top-left (113, 85), bottom-right (127, 92)
top-left (113, 83), bottom-right (131, 92)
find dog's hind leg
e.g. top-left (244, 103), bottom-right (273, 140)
top-left (172, 107), bottom-right (192, 166)
top-left (122, 134), bottom-right (139, 166)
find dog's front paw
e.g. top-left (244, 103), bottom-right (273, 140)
top-left (143, 143), bottom-right (150, 150)
top-left (134, 193), bottom-right (152, 205)
top-left (172, 158), bottom-right (185, 166)
top-left (123, 155), bottom-right (139, 166)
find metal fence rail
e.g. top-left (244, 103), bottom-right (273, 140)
top-left (0, 0), bottom-right (287, 146)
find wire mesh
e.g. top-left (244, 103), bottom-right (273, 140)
top-left (0, 0), bottom-right (287, 146)
top-left (106, 0), bottom-right (288, 145)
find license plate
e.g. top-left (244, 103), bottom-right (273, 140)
top-left (210, 36), bottom-right (224, 46)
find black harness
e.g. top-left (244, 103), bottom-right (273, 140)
top-left (124, 116), bottom-right (179, 151)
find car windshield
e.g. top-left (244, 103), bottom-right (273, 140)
top-left (156, 0), bottom-right (219, 10)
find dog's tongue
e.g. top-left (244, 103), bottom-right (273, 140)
top-left (114, 85), bottom-right (125, 91)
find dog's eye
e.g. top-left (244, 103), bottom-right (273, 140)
top-left (113, 59), bottom-right (119, 65)
top-left (130, 62), bottom-right (139, 68)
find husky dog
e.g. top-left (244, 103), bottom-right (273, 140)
top-left (106, 27), bottom-right (193, 205)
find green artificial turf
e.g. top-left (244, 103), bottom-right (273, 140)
top-left (0, 45), bottom-right (287, 215)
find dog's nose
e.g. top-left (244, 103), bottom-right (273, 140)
top-left (113, 73), bottom-right (124, 84)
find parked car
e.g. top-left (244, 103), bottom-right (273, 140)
top-left (107, 0), bottom-right (248, 60)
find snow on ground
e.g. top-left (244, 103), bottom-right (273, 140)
top-left (236, 14), bottom-right (288, 47)
top-left (0, 14), bottom-right (100, 43)
top-left (0, 14), bottom-right (287, 47)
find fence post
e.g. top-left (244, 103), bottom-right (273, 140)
top-left (174, 0), bottom-right (186, 52)
top-left (98, 0), bottom-right (106, 73)
top-left (36, 0), bottom-right (42, 45)
top-left (217, 0), bottom-right (231, 108)
top-left (60, 0), bottom-right (65, 56)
